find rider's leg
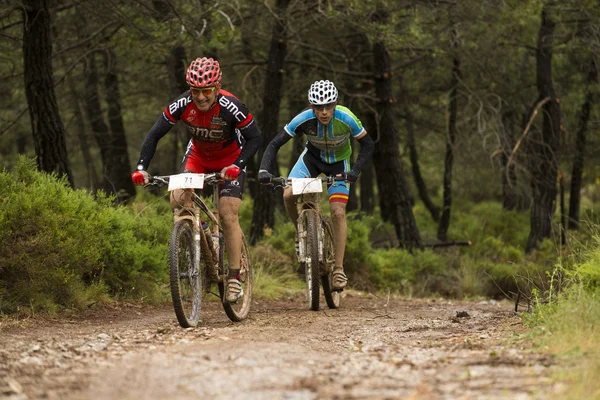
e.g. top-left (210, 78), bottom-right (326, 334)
top-left (283, 187), bottom-right (299, 227)
top-left (170, 188), bottom-right (193, 211)
top-left (220, 195), bottom-right (245, 303)
top-left (286, 148), bottom-right (315, 228)
top-left (219, 196), bottom-right (242, 275)
top-left (328, 177), bottom-right (350, 290)
top-left (329, 201), bottom-right (347, 268)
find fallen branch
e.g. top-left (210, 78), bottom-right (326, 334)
top-left (423, 240), bottom-right (472, 248)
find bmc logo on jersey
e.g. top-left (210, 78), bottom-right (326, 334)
top-left (219, 97), bottom-right (247, 123)
top-left (189, 126), bottom-right (224, 141)
top-left (168, 97), bottom-right (191, 115)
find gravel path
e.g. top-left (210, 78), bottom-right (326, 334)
top-left (0, 293), bottom-right (560, 399)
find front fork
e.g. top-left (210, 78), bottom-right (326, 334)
top-left (297, 209), bottom-right (324, 265)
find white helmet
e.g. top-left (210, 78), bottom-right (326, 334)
top-left (308, 80), bottom-right (338, 105)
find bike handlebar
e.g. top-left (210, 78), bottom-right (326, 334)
top-left (267, 176), bottom-right (344, 188)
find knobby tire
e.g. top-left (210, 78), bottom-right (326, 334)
top-left (218, 234), bottom-right (253, 322)
top-left (305, 211), bottom-right (321, 311)
top-left (169, 220), bottom-right (202, 328)
top-left (321, 216), bottom-right (340, 309)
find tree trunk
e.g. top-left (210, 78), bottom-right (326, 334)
top-left (358, 109), bottom-right (377, 215)
top-left (102, 48), bottom-right (136, 203)
top-left (67, 76), bottom-right (99, 190)
top-left (406, 111), bottom-right (439, 222)
top-left (166, 45), bottom-right (190, 173)
top-left (438, 28), bottom-right (460, 242)
top-left (17, 135), bottom-right (27, 154)
top-left (52, 19), bottom-right (100, 191)
top-left (568, 57), bottom-right (597, 229)
top-left (500, 109), bottom-right (518, 210)
top-left (84, 53), bottom-right (114, 196)
top-left (287, 77), bottom-right (307, 174)
top-left (22, 0), bottom-right (73, 186)
top-left (526, 7), bottom-right (561, 252)
top-left (151, 1), bottom-right (191, 174)
top-left (249, 0), bottom-right (290, 244)
top-left (371, 8), bottom-right (421, 248)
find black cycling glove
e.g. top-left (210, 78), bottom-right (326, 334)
top-left (342, 170), bottom-right (359, 183)
top-left (258, 170), bottom-right (273, 183)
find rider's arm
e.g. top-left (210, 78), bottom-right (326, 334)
top-left (351, 131), bottom-right (374, 173)
top-left (233, 122), bottom-right (261, 170)
top-left (136, 116), bottom-right (173, 170)
top-left (259, 129), bottom-right (293, 171)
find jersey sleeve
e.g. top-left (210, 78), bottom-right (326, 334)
top-left (335, 106), bottom-right (365, 137)
top-left (217, 91), bottom-right (256, 131)
top-left (164, 91), bottom-right (193, 124)
top-left (283, 109), bottom-right (313, 137)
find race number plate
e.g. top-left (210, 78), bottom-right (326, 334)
top-left (168, 173), bottom-right (205, 191)
top-left (291, 178), bottom-right (323, 195)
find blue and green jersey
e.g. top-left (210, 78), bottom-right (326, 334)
top-left (284, 105), bottom-right (365, 164)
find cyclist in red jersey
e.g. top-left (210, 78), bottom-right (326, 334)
top-left (131, 57), bottom-right (261, 303)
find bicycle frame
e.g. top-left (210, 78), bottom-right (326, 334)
top-left (267, 176), bottom-right (342, 310)
top-left (152, 174), bottom-right (222, 282)
top-left (296, 192), bottom-right (324, 267)
top-left (148, 172), bottom-right (254, 323)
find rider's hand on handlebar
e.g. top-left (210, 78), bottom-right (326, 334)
top-left (131, 170), bottom-right (150, 185)
top-left (336, 170), bottom-right (359, 183)
top-left (221, 165), bottom-right (241, 180)
top-left (258, 170), bottom-right (273, 184)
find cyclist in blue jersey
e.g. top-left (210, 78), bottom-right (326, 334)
top-left (258, 80), bottom-right (374, 291)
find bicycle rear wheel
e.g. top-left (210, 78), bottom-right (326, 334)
top-left (169, 219), bottom-right (202, 327)
top-left (321, 216), bottom-right (340, 309)
top-left (304, 211), bottom-right (321, 311)
top-left (218, 234), bottom-right (253, 322)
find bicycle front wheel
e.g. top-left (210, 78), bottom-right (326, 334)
top-left (304, 211), bottom-right (321, 311)
top-left (169, 219), bottom-right (202, 328)
top-left (219, 235), bottom-right (253, 322)
top-left (321, 216), bottom-right (340, 309)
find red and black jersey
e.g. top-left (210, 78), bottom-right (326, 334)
top-left (136, 89), bottom-right (261, 171)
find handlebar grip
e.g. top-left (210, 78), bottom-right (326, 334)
top-left (271, 177), bottom-right (287, 186)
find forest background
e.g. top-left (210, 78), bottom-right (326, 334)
top-left (1, 0), bottom-right (600, 396)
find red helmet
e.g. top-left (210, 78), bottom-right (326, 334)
top-left (186, 57), bottom-right (222, 87)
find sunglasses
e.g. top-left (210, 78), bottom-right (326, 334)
top-left (313, 102), bottom-right (336, 112)
top-left (190, 86), bottom-right (217, 97)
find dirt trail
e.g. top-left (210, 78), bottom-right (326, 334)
top-left (0, 293), bottom-right (560, 399)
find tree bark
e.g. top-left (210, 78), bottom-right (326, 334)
top-left (287, 86), bottom-right (306, 173)
top-left (359, 108), bottom-right (376, 215)
top-left (67, 75), bottom-right (99, 190)
top-left (438, 28), bottom-right (460, 242)
top-left (406, 111), bottom-right (439, 222)
top-left (500, 109), bottom-right (518, 210)
top-left (166, 45), bottom-right (190, 173)
top-left (84, 53), bottom-right (114, 196)
top-left (52, 19), bottom-right (100, 191)
top-left (102, 48), bottom-right (136, 203)
top-left (568, 57), bottom-right (597, 229)
top-left (249, 0), bottom-right (290, 244)
top-left (526, 7), bottom-right (561, 252)
top-left (22, 0), bottom-right (73, 186)
top-left (371, 8), bottom-right (421, 249)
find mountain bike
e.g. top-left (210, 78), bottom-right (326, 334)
top-left (265, 176), bottom-right (341, 311)
top-left (147, 173), bottom-right (252, 326)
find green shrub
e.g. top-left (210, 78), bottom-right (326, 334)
top-left (0, 157), bottom-right (171, 314)
top-left (367, 248), bottom-right (446, 296)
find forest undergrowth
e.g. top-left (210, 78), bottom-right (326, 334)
top-left (1, 158), bottom-right (599, 397)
